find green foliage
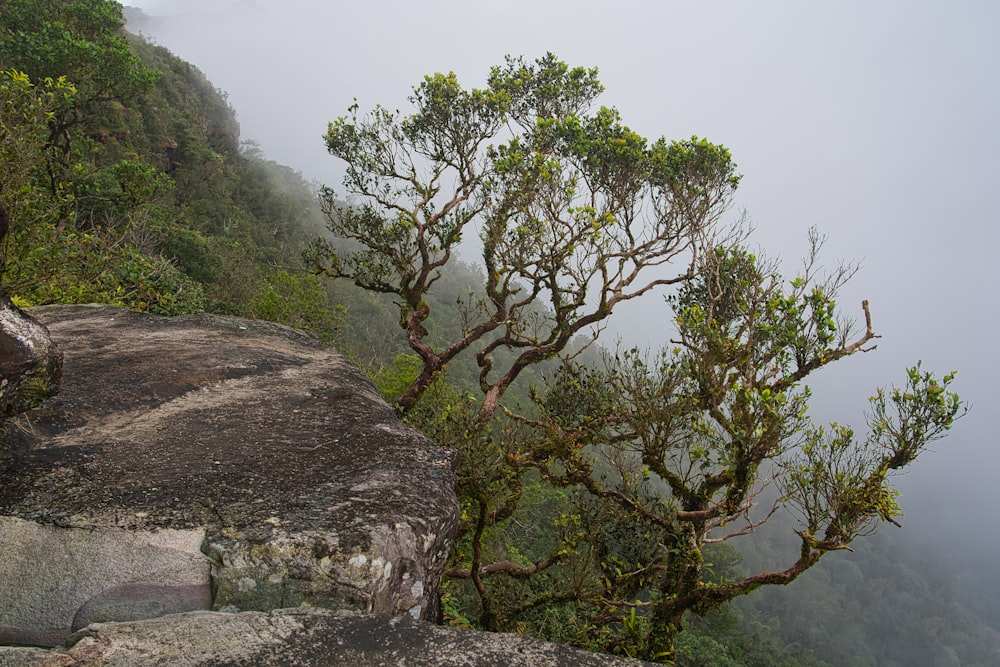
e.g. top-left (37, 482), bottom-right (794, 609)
top-left (730, 516), bottom-right (1000, 666)
top-left (0, 0), bottom-right (157, 108)
top-left (156, 226), bottom-right (219, 283)
top-left (312, 53), bottom-right (739, 415)
top-left (781, 364), bottom-right (966, 546)
top-left (244, 270), bottom-right (343, 340)
top-left (433, 235), bottom-right (966, 662)
top-left (372, 353), bottom-right (424, 403)
top-left (0, 63), bottom-right (198, 313)
top-left (675, 633), bottom-right (743, 667)
top-left (1, 18), bottom-right (978, 665)
top-left (0, 0), bottom-right (157, 220)
top-left (0, 0), bottom-right (384, 348)
top-left (6, 224), bottom-right (205, 314)
top-left (0, 69), bottom-right (75, 225)
top-left (0, 1), bottom-right (366, 340)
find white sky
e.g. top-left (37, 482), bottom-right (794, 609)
top-left (123, 1), bottom-right (998, 541)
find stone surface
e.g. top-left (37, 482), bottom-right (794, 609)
top-left (0, 609), bottom-right (657, 666)
top-left (0, 518), bottom-right (208, 645)
top-left (0, 296), bottom-right (62, 421)
top-left (0, 305), bottom-right (458, 645)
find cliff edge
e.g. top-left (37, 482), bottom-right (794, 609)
top-left (0, 305), bottom-right (652, 666)
top-left (0, 305), bottom-right (458, 643)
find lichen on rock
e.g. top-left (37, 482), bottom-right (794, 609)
top-left (0, 306), bottom-right (658, 666)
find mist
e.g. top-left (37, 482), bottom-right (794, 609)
top-left (123, 1), bottom-right (997, 559)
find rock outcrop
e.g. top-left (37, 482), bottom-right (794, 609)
top-left (0, 609), bottom-right (656, 666)
top-left (1, 181), bottom-right (63, 422)
top-left (0, 295), bottom-right (62, 421)
top-left (0, 517), bottom-right (209, 647)
top-left (0, 305), bottom-right (653, 667)
top-left (0, 305), bottom-right (458, 646)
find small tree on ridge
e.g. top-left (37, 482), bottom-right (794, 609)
top-left (311, 54), bottom-right (966, 663)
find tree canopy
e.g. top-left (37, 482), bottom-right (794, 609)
top-left (310, 53), bottom-right (740, 417)
top-left (0, 0), bottom-right (341, 324)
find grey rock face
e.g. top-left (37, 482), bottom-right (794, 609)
top-left (0, 609), bottom-right (657, 666)
top-left (0, 519), bottom-right (208, 646)
top-left (0, 306), bottom-right (458, 645)
top-left (71, 582), bottom-right (213, 632)
top-left (0, 296), bottom-right (62, 421)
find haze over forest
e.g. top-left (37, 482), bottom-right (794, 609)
top-left (2, 0), bottom-right (988, 662)
top-left (123, 0), bottom-right (997, 558)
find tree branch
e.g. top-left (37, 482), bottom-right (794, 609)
top-left (444, 551), bottom-right (565, 580)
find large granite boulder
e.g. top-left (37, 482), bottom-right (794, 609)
top-left (0, 296), bottom-right (62, 421)
top-left (0, 305), bottom-right (458, 647)
top-left (0, 609), bottom-right (657, 666)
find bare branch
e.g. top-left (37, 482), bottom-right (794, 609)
top-left (444, 551), bottom-right (565, 580)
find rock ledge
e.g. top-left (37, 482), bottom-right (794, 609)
top-left (1, 305), bottom-right (458, 645)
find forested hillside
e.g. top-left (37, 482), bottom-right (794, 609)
top-left (0, 2), bottom-right (993, 665)
top-left (733, 523), bottom-right (1000, 666)
top-left (0, 0), bottom-right (420, 370)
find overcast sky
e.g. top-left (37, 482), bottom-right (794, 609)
top-left (123, 1), bottom-right (998, 543)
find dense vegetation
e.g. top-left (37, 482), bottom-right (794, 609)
top-left (0, 2), bottom-right (992, 665)
top-left (0, 0), bottom-right (351, 333)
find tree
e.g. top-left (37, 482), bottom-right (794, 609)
top-left (0, 68), bottom-right (77, 271)
top-left (0, 0), bottom-right (157, 132)
top-left (476, 235), bottom-right (966, 661)
top-left (309, 53), bottom-right (739, 417)
top-left (0, 0), bottom-right (157, 218)
top-left (0, 67), bottom-right (205, 315)
top-left (313, 55), bottom-right (966, 663)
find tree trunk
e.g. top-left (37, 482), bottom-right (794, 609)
top-left (645, 603), bottom-right (682, 663)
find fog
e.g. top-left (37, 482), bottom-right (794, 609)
top-left (124, 1), bottom-right (997, 549)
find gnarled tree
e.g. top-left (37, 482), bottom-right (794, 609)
top-left (496, 235), bottom-right (966, 661)
top-left (309, 54), bottom-right (739, 417)
top-left (312, 55), bottom-right (965, 664)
